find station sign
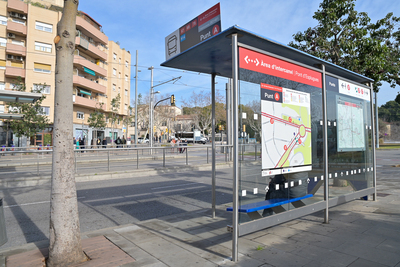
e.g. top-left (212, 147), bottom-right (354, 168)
top-left (165, 3), bottom-right (221, 61)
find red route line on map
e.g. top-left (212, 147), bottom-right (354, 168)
top-left (275, 132), bottom-right (301, 168)
top-left (261, 112), bottom-right (309, 168)
top-left (261, 112), bottom-right (311, 132)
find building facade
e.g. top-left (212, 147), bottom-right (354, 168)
top-left (0, 0), bottom-right (131, 146)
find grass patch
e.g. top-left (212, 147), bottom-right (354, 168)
top-left (256, 245), bottom-right (264, 251)
top-left (378, 145), bottom-right (400, 149)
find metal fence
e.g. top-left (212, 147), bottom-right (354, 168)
top-left (0, 144), bottom-right (261, 177)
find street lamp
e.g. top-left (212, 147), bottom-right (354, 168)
top-left (148, 66), bottom-right (181, 153)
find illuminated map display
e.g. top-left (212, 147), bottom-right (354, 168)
top-left (261, 83), bottom-right (312, 176)
top-left (337, 97), bottom-right (365, 151)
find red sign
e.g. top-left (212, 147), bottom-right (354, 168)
top-left (198, 3), bottom-right (221, 27)
top-left (239, 48), bottom-right (322, 88)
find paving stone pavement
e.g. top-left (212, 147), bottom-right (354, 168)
top-left (0, 150), bottom-right (399, 266)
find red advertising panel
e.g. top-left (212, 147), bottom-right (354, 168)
top-left (198, 3), bottom-right (221, 27)
top-left (239, 47), bottom-right (322, 88)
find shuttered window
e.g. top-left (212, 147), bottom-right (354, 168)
top-left (34, 63), bottom-right (51, 73)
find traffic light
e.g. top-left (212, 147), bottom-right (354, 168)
top-left (171, 94), bottom-right (175, 106)
top-left (153, 126), bottom-right (156, 132)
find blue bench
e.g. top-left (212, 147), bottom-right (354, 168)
top-left (227, 194), bottom-right (313, 219)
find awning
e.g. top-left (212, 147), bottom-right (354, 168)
top-left (0, 90), bottom-right (42, 103)
top-left (79, 88), bottom-right (91, 96)
top-left (0, 114), bottom-right (24, 120)
top-left (84, 67), bottom-right (96, 76)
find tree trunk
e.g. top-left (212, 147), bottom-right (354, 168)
top-left (48, 0), bottom-right (87, 266)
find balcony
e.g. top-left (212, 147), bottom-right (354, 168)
top-left (5, 66), bottom-right (25, 78)
top-left (76, 16), bottom-right (108, 45)
top-left (73, 55), bottom-right (107, 77)
top-left (7, 21), bottom-right (27, 36)
top-left (73, 75), bottom-right (106, 94)
top-left (6, 43), bottom-right (26, 56)
top-left (73, 95), bottom-right (104, 109)
top-left (75, 37), bottom-right (107, 61)
top-left (7, 0), bottom-right (28, 13)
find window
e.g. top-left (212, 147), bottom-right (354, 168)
top-left (12, 40), bottom-right (24, 46)
top-left (35, 42), bottom-right (52, 53)
top-left (124, 89), bottom-right (128, 96)
top-left (0, 15), bottom-right (7, 26)
top-left (40, 106), bottom-right (50, 116)
top-left (124, 104), bottom-right (127, 110)
top-left (33, 84), bottom-right (51, 94)
top-left (35, 21), bottom-right (53, 32)
top-left (0, 60), bottom-right (5, 70)
top-left (34, 63), bottom-right (51, 73)
top-left (119, 58), bottom-right (121, 63)
top-left (125, 61), bottom-right (129, 68)
top-left (118, 72), bottom-right (121, 78)
top-left (113, 53), bottom-right (117, 60)
top-left (11, 18), bottom-right (25, 25)
top-left (0, 105), bottom-right (4, 113)
top-left (112, 84), bottom-right (116, 91)
top-left (113, 68), bottom-right (116, 76)
top-left (77, 112), bottom-right (84, 119)
top-left (0, 37), bottom-right (6, 47)
top-left (162, 121), bottom-right (167, 126)
top-left (125, 75), bottom-right (128, 82)
top-left (0, 82), bottom-right (4, 90)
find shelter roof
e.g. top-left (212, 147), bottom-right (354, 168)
top-left (161, 25), bottom-right (373, 85)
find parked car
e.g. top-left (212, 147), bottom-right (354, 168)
top-left (138, 137), bottom-right (149, 144)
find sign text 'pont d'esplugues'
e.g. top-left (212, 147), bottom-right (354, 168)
top-left (239, 47), bottom-right (322, 88)
top-left (165, 3), bottom-right (221, 61)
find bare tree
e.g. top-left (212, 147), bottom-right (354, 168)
top-left (48, 0), bottom-right (88, 266)
top-left (181, 90), bottom-right (224, 134)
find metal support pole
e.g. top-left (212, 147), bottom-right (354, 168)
top-left (107, 150), bottom-right (110, 172)
top-left (211, 73), bottom-right (216, 218)
top-left (163, 148), bottom-right (165, 167)
top-left (226, 81), bottom-right (231, 160)
top-left (371, 84), bottom-right (377, 201)
top-left (186, 147), bottom-right (188, 165)
top-left (37, 152), bottom-right (39, 176)
top-left (135, 50), bottom-right (139, 145)
top-left (231, 33), bottom-right (239, 262)
top-left (137, 149), bottom-right (139, 169)
top-left (375, 92), bottom-right (379, 148)
top-left (255, 144), bottom-right (257, 161)
top-left (321, 64), bottom-right (329, 223)
top-left (149, 66), bottom-right (154, 155)
top-left (207, 147), bottom-right (209, 164)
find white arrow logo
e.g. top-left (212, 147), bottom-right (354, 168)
top-left (244, 56), bottom-right (259, 66)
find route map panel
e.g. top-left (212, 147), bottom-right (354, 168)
top-left (337, 97), bottom-right (365, 151)
top-left (261, 83), bottom-right (312, 176)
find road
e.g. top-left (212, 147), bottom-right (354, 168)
top-left (0, 149), bottom-right (397, 250)
top-left (0, 167), bottom-right (235, 250)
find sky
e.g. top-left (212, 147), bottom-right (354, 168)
top-left (78, 0), bottom-right (400, 107)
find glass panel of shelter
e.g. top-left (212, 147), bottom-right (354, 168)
top-left (237, 62), bottom-right (325, 224)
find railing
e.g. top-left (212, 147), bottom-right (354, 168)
top-left (0, 144), bottom-right (262, 177)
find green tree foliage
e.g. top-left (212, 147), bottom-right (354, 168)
top-left (88, 102), bottom-right (106, 141)
top-left (110, 93), bottom-right (121, 140)
top-left (378, 100), bottom-right (400, 122)
top-left (6, 78), bottom-right (49, 139)
top-left (289, 0), bottom-right (400, 91)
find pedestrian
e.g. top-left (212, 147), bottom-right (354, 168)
top-left (81, 136), bottom-right (85, 153)
top-left (102, 137), bottom-right (107, 148)
top-left (176, 138), bottom-right (181, 153)
top-left (181, 139), bottom-right (187, 153)
top-left (170, 138), bottom-right (176, 152)
top-left (97, 138), bottom-right (101, 148)
top-left (73, 137), bottom-right (76, 145)
top-left (122, 136), bottom-right (126, 147)
top-left (115, 136), bottom-right (122, 148)
top-left (77, 138), bottom-right (81, 150)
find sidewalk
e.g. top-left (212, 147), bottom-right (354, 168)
top-left (0, 151), bottom-right (400, 266)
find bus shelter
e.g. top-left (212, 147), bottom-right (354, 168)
top-left (161, 25), bottom-right (376, 261)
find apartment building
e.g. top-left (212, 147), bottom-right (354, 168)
top-left (0, 0), bottom-right (131, 146)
